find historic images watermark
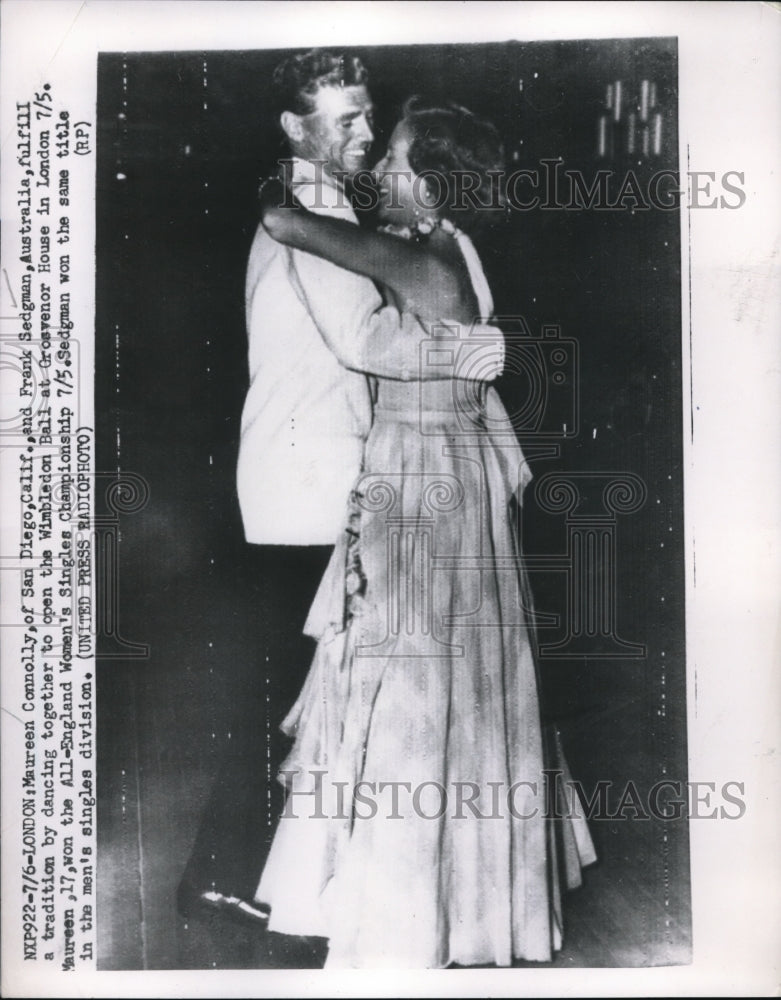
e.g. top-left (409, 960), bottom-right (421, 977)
top-left (271, 158), bottom-right (747, 213)
top-left (279, 770), bottom-right (747, 822)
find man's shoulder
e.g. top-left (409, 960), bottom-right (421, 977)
top-left (246, 221), bottom-right (285, 282)
top-left (292, 182), bottom-right (358, 223)
top-left (248, 218), bottom-right (279, 255)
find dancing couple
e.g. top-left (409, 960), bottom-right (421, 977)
top-left (180, 48), bottom-right (595, 969)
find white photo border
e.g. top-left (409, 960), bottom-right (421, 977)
top-left (1, 1), bottom-right (779, 997)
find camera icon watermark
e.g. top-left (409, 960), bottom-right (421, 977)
top-left (417, 315), bottom-right (579, 440)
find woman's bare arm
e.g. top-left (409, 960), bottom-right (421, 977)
top-left (260, 182), bottom-right (469, 321)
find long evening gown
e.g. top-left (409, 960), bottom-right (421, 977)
top-left (255, 227), bottom-right (596, 968)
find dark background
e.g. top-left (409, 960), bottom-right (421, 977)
top-left (95, 38), bottom-right (689, 969)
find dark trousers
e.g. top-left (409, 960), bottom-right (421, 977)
top-left (179, 543), bottom-right (334, 902)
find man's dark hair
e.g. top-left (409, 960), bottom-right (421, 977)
top-left (272, 49), bottom-right (369, 117)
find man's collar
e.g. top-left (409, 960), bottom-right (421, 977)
top-left (289, 157), bottom-right (348, 212)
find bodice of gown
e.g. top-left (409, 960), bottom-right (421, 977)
top-left (373, 225), bottom-right (495, 425)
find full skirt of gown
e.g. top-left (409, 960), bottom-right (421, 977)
top-left (256, 379), bottom-right (596, 968)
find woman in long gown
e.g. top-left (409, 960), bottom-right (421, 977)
top-left (254, 100), bottom-right (596, 969)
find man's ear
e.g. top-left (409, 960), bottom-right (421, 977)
top-left (280, 110), bottom-right (305, 145)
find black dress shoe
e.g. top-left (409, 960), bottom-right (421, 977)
top-left (177, 881), bottom-right (270, 926)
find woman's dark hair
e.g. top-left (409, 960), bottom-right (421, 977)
top-left (402, 97), bottom-right (506, 232)
top-left (272, 49), bottom-right (369, 117)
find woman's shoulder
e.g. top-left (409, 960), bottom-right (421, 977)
top-left (426, 234), bottom-right (481, 321)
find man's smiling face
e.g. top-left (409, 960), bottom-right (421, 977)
top-left (291, 83), bottom-right (375, 180)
